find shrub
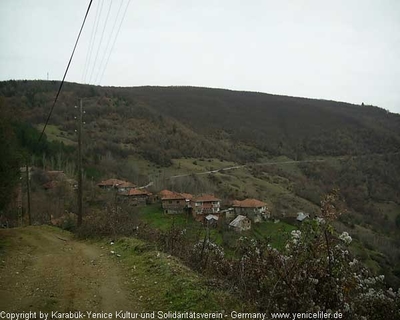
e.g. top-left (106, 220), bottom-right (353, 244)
top-left (137, 191), bottom-right (400, 316)
top-left (76, 205), bottom-right (139, 239)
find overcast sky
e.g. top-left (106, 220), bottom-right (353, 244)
top-left (1, 0), bottom-right (399, 114)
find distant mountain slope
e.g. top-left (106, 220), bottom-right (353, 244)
top-left (113, 86), bottom-right (400, 157)
top-left (1, 80), bottom-right (399, 165)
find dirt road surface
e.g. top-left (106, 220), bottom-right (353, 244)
top-left (0, 226), bottom-right (138, 313)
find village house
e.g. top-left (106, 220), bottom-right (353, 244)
top-left (181, 193), bottom-right (194, 203)
top-left (229, 215), bottom-right (251, 232)
top-left (220, 208), bottom-right (235, 220)
top-left (296, 212), bottom-right (309, 222)
top-left (157, 189), bottom-right (172, 203)
top-left (121, 188), bottom-right (152, 205)
top-left (205, 214), bottom-right (219, 227)
top-left (160, 191), bottom-right (192, 214)
top-left (191, 194), bottom-right (221, 222)
top-left (159, 189), bottom-right (174, 197)
top-left (232, 198), bottom-right (270, 223)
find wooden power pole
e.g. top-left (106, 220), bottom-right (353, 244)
top-left (25, 163), bottom-right (31, 225)
top-left (77, 99), bottom-right (83, 227)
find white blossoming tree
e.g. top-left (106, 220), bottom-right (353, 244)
top-left (232, 190), bottom-right (400, 318)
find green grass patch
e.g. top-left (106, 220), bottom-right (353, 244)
top-left (138, 205), bottom-right (198, 232)
top-left (36, 124), bottom-right (76, 145)
top-left (207, 228), bottom-right (224, 246)
top-left (252, 221), bottom-right (296, 250)
top-left (127, 156), bottom-right (161, 176)
top-left (112, 237), bottom-right (243, 312)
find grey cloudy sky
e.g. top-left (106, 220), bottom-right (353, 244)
top-left (1, 0), bottom-right (399, 114)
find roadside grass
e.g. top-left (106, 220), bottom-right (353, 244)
top-left (112, 237), bottom-right (245, 312)
top-left (1, 226), bottom-right (243, 312)
top-left (0, 236), bottom-right (10, 258)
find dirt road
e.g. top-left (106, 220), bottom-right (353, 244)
top-left (0, 226), bottom-right (138, 313)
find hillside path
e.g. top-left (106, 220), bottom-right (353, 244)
top-left (0, 226), bottom-right (137, 313)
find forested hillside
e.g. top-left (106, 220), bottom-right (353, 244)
top-left (114, 86), bottom-right (400, 158)
top-left (1, 80), bottom-right (400, 166)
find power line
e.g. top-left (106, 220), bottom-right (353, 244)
top-left (88, 0), bottom-right (113, 84)
top-left (81, 0), bottom-right (101, 83)
top-left (77, 100), bottom-right (84, 227)
top-left (94, 0), bottom-right (124, 85)
top-left (83, 0), bottom-right (105, 83)
top-left (39, 0), bottom-right (94, 142)
top-left (98, 0), bottom-right (131, 85)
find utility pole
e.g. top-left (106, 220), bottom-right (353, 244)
top-left (25, 163), bottom-right (31, 225)
top-left (206, 219), bottom-right (210, 242)
top-left (77, 100), bottom-right (83, 227)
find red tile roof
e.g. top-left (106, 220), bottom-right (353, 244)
top-left (161, 192), bottom-right (185, 200)
top-left (159, 189), bottom-right (175, 197)
top-left (160, 190), bottom-right (193, 200)
top-left (125, 188), bottom-right (152, 196)
top-left (180, 193), bottom-right (193, 200)
top-left (232, 200), bottom-right (241, 206)
top-left (232, 198), bottom-right (267, 208)
top-left (193, 194), bottom-right (220, 202)
top-left (161, 191), bottom-right (193, 200)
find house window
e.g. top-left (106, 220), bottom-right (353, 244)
top-left (169, 200), bottom-right (172, 204)
top-left (176, 201), bottom-right (179, 204)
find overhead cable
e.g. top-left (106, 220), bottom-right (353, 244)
top-left (94, 0), bottom-right (125, 85)
top-left (39, 0), bottom-right (94, 142)
top-left (81, 0), bottom-right (101, 83)
top-left (83, 0), bottom-right (105, 83)
top-left (98, 0), bottom-right (131, 85)
top-left (88, 0), bottom-right (113, 84)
